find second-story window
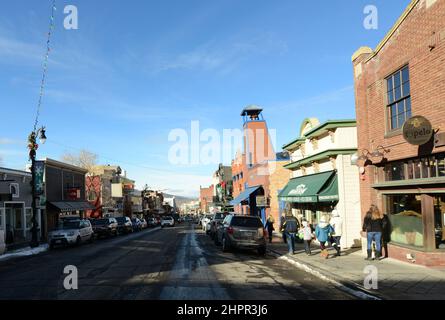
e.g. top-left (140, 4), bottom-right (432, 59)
top-left (387, 65), bottom-right (411, 131)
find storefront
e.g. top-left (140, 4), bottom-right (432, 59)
top-left (278, 171), bottom-right (338, 225)
top-left (229, 186), bottom-right (267, 222)
top-left (371, 153), bottom-right (445, 262)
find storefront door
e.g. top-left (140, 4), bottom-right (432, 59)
top-left (432, 194), bottom-right (445, 250)
top-left (4, 203), bottom-right (25, 245)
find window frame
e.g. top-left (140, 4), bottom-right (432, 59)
top-left (385, 65), bottom-right (412, 133)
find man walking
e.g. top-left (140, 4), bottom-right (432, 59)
top-left (264, 214), bottom-right (275, 243)
top-left (281, 214), bottom-right (299, 254)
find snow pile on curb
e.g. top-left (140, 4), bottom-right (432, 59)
top-left (269, 250), bottom-right (380, 300)
top-left (0, 244), bottom-right (49, 262)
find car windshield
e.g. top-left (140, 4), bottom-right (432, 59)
top-left (116, 217), bottom-right (126, 223)
top-left (231, 217), bottom-right (263, 228)
top-left (92, 219), bottom-right (108, 225)
top-left (61, 221), bottom-right (80, 230)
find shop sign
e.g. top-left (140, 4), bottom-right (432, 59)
top-left (256, 196), bottom-right (266, 207)
top-left (402, 116), bottom-right (433, 145)
top-left (288, 184), bottom-right (308, 196)
top-left (34, 161), bottom-right (45, 195)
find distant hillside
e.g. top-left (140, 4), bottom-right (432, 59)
top-left (163, 193), bottom-right (198, 207)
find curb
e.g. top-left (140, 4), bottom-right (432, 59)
top-left (267, 248), bottom-right (383, 300)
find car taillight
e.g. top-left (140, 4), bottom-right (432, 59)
top-left (227, 226), bottom-right (234, 234)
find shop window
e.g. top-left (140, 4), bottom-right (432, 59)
top-left (385, 162), bottom-right (405, 181)
top-left (25, 208), bottom-right (32, 230)
top-left (386, 65), bottom-right (411, 131)
top-left (387, 194), bottom-right (423, 248)
top-left (0, 208), bottom-right (4, 230)
top-left (88, 190), bottom-right (97, 201)
top-left (438, 154), bottom-right (445, 177)
top-left (433, 195), bottom-right (445, 250)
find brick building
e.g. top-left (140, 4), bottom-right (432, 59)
top-left (199, 185), bottom-right (214, 213)
top-left (230, 105), bottom-right (290, 225)
top-left (352, 0), bottom-right (445, 265)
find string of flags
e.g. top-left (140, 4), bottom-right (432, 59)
top-left (33, 0), bottom-right (57, 132)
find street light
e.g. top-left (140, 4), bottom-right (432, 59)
top-left (28, 126), bottom-right (47, 248)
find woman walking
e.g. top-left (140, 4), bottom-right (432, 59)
top-left (362, 206), bottom-right (384, 261)
top-left (265, 214), bottom-right (275, 243)
top-left (315, 216), bottom-right (335, 259)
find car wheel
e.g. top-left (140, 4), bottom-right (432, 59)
top-left (214, 235), bottom-right (220, 246)
top-left (49, 243), bottom-right (54, 250)
top-left (222, 237), bottom-right (229, 252)
top-left (89, 234), bottom-right (94, 243)
top-left (257, 246), bottom-right (266, 256)
top-left (76, 236), bottom-right (81, 246)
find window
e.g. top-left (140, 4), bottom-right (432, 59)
top-left (433, 195), bottom-right (445, 250)
top-left (88, 190), bottom-right (97, 201)
top-left (381, 154), bottom-right (445, 182)
top-left (25, 208), bottom-right (32, 229)
top-left (10, 183), bottom-right (19, 198)
top-left (387, 194), bottom-right (423, 248)
top-left (387, 66), bottom-right (411, 131)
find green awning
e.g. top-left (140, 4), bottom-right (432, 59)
top-left (318, 174), bottom-right (339, 202)
top-left (278, 171), bottom-right (335, 203)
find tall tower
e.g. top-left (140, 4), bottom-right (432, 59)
top-left (241, 105), bottom-right (275, 167)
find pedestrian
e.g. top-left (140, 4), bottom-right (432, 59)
top-left (300, 220), bottom-right (313, 255)
top-left (329, 209), bottom-right (343, 257)
top-left (281, 214), bottom-right (299, 254)
top-left (280, 214), bottom-right (287, 244)
top-left (362, 205), bottom-right (384, 261)
top-left (381, 210), bottom-right (391, 259)
top-left (315, 215), bottom-right (335, 259)
top-left (264, 214), bottom-right (275, 243)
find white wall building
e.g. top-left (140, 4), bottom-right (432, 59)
top-left (279, 118), bottom-right (362, 248)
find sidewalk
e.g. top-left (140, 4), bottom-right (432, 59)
top-left (0, 244), bottom-right (49, 262)
top-left (268, 233), bottom-right (445, 300)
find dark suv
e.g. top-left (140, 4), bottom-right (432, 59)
top-left (116, 216), bottom-right (133, 234)
top-left (209, 212), bottom-right (230, 240)
top-left (215, 214), bottom-right (266, 255)
top-left (92, 218), bottom-right (118, 238)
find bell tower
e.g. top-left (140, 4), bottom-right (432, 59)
top-left (241, 105), bottom-right (275, 167)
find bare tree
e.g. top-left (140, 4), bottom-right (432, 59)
top-left (61, 150), bottom-right (98, 171)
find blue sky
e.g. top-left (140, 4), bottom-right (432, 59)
top-left (0, 0), bottom-right (411, 197)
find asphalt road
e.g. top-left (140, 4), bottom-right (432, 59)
top-left (0, 223), bottom-right (354, 300)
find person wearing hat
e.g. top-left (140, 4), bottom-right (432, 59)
top-left (330, 209), bottom-right (343, 257)
top-left (315, 215), bottom-right (335, 259)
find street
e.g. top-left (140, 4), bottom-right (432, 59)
top-left (0, 223), bottom-right (353, 300)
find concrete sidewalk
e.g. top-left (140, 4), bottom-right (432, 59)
top-left (267, 234), bottom-right (445, 300)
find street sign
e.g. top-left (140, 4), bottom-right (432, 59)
top-left (256, 196), bottom-right (266, 207)
top-left (402, 116), bottom-right (433, 145)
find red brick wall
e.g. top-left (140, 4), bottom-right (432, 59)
top-left (200, 185), bottom-right (214, 212)
top-left (353, 0), bottom-right (445, 215)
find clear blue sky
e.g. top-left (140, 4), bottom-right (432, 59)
top-left (0, 0), bottom-right (411, 197)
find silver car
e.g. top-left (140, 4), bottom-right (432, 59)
top-left (49, 219), bottom-right (94, 248)
top-left (215, 214), bottom-right (267, 255)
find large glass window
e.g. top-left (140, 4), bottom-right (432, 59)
top-left (380, 154), bottom-right (445, 182)
top-left (387, 65), bottom-right (411, 131)
top-left (433, 195), bottom-right (445, 250)
top-left (387, 194), bottom-right (423, 248)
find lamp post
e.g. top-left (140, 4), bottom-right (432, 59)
top-left (28, 126), bottom-right (46, 248)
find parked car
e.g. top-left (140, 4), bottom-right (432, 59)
top-left (209, 212), bottom-right (230, 239)
top-left (147, 217), bottom-right (157, 227)
top-left (116, 216), bottom-right (133, 234)
top-left (215, 214), bottom-right (266, 255)
top-left (140, 218), bottom-right (148, 229)
top-left (92, 217), bottom-right (118, 238)
top-left (161, 216), bottom-right (175, 228)
top-left (201, 214), bottom-right (213, 231)
top-left (131, 218), bottom-right (143, 232)
top-left (49, 219), bottom-right (94, 249)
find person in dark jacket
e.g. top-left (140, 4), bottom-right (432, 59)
top-left (281, 214), bottom-right (300, 254)
top-left (381, 211), bottom-right (391, 259)
top-left (264, 214), bottom-right (275, 243)
top-left (280, 214), bottom-right (287, 244)
top-left (362, 206), bottom-right (384, 261)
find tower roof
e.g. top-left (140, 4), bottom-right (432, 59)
top-left (241, 104), bottom-right (263, 116)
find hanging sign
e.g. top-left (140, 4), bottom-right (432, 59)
top-left (402, 116), bottom-right (433, 145)
top-left (34, 161), bottom-right (45, 195)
